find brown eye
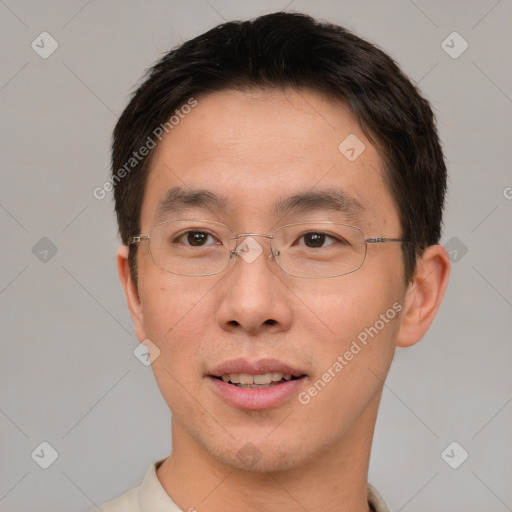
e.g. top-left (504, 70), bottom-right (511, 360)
top-left (187, 232), bottom-right (209, 246)
top-left (303, 233), bottom-right (326, 248)
top-left (172, 230), bottom-right (219, 247)
top-left (298, 232), bottom-right (340, 248)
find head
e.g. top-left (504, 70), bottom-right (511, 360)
top-left (114, 12), bottom-right (450, 473)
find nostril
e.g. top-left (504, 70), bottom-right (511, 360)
top-left (264, 319), bottom-right (277, 326)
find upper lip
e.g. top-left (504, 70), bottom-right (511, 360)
top-left (208, 358), bottom-right (306, 378)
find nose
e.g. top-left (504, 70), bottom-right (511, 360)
top-left (215, 235), bottom-right (293, 335)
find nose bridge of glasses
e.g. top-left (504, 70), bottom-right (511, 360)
top-left (230, 232), bottom-right (276, 260)
top-left (233, 232), bottom-right (274, 240)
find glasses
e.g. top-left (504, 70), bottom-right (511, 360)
top-left (129, 219), bottom-right (407, 279)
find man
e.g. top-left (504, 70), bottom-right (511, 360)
top-left (96, 11), bottom-right (450, 512)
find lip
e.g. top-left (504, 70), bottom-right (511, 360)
top-left (209, 358), bottom-right (305, 378)
top-left (207, 358), bottom-right (307, 411)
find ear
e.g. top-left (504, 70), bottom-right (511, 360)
top-left (116, 245), bottom-right (147, 341)
top-left (396, 244), bottom-right (450, 348)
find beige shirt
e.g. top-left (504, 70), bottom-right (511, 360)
top-left (92, 459), bottom-right (391, 512)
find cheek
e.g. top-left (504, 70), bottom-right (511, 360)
top-left (300, 268), bottom-right (402, 339)
top-left (138, 274), bottom-right (217, 414)
top-left (293, 278), bottom-right (402, 433)
top-left (298, 271), bottom-right (403, 388)
top-left (138, 273), bottom-right (220, 386)
top-left (139, 271), bottom-right (211, 339)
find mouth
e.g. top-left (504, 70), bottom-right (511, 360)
top-left (207, 359), bottom-right (308, 410)
top-left (213, 372), bottom-right (303, 388)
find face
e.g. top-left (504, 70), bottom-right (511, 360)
top-left (128, 88), bottom-right (409, 472)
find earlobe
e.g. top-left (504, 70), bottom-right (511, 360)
top-left (396, 245), bottom-right (451, 348)
top-left (116, 245), bottom-right (147, 341)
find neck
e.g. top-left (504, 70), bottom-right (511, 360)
top-left (157, 397), bottom-right (380, 512)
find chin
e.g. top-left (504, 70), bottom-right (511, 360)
top-left (202, 434), bottom-right (316, 474)
top-left (218, 450), bottom-right (305, 474)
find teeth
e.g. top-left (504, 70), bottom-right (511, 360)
top-left (219, 372), bottom-right (294, 385)
top-left (253, 374), bottom-right (272, 385)
top-left (239, 374), bottom-right (254, 385)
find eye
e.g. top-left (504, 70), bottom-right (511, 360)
top-left (176, 230), bottom-right (220, 247)
top-left (297, 232), bottom-right (340, 248)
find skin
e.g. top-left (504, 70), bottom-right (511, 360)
top-left (117, 88), bottom-right (450, 512)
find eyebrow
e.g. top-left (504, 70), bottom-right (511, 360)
top-left (272, 190), bottom-right (363, 218)
top-left (154, 187), bottom-right (230, 221)
top-left (154, 186), bottom-right (364, 222)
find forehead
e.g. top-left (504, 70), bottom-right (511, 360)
top-left (140, 88), bottom-right (399, 231)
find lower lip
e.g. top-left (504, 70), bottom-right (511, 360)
top-left (207, 376), bottom-right (306, 410)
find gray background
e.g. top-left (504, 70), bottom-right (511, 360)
top-left (1, 0), bottom-right (511, 511)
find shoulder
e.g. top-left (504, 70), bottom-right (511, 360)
top-left (89, 458), bottom-right (176, 512)
top-left (89, 485), bottom-right (140, 512)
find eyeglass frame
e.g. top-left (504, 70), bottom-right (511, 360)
top-left (128, 218), bottom-right (409, 279)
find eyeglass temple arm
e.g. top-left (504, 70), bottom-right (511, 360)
top-left (128, 235), bottom-right (150, 244)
